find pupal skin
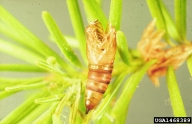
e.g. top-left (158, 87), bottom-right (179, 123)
top-left (85, 20), bottom-right (116, 113)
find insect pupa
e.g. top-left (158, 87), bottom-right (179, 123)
top-left (85, 20), bottom-right (116, 113)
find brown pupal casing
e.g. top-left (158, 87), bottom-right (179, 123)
top-left (85, 20), bottom-right (116, 113)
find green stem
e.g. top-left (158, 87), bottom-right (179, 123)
top-left (17, 103), bottom-right (51, 124)
top-left (66, 0), bottom-right (87, 65)
top-left (0, 7), bottom-right (46, 58)
top-left (36, 60), bottom-right (66, 76)
top-left (0, 92), bottom-right (48, 123)
top-left (0, 77), bottom-right (44, 97)
top-left (0, 39), bottom-right (45, 64)
top-left (82, 0), bottom-right (107, 28)
top-left (147, 0), bottom-right (167, 33)
top-left (0, 77), bottom-right (44, 84)
top-left (146, 0), bottom-right (174, 45)
top-left (158, 0), bottom-right (182, 43)
top-left (0, 91), bottom-right (17, 99)
top-left (0, 5), bottom-right (65, 62)
top-left (110, 59), bottom-right (157, 123)
top-left (0, 22), bottom-right (46, 59)
top-left (166, 66), bottom-right (186, 117)
top-left (32, 103), bottom-right (59, 124)
top-left (5, 81), bottom-right (48, 92)
top-left (96, 0), bottom-right (102, 6)
top-left (54, 91), bottom-right (73, 117)
top-left (34, 94), bottom-right (64, 104)
top-left (0, 77), bottom-right (44, 90)
top-left (187, 54), bottom-right (192, 76)
top-left (116, 31), bottom-right (131, 65)
top-left (174, 0), bottom-right (187, 42)
top-left (0, 5), bottom-right (71, 71)
top-left (109, 0), bottom-right (123, 30)
top-left (0, 64), bottom-right (45, 72)
top-left (69, 83), bottom-right (81, 124)
top-left (42, 11), bottom-right (82, 69)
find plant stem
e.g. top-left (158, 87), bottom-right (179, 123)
top-left (166, 66), bottom-right (186, 117)
top-left (66, 0), bottom-right (87, 65)
top-left (0, 77), bottom-right (44, 90)
top-left (187, 54), bottom-right (192, 76)
top-left (96, 0), bottom-right (102, 6)
top-left (147, 0), bottom-right (175, 45)
top-left (0, 5), bottom-right (65, 63)
top-left (82, 0), bottom-right (107, 28)
top-left (42, 11), bottom-right (82, 69)
top-left (5, 81), bottom-right (48, 92)
top-left (32, 103), bottom-right (59, 124)
top-left (109, 0), bottom-right (123, 30)
top-left (116, 31), bottom-right (131, 65)
top-left (0, 92), bottom-right (48, 123)
top-left (0, 64), bottom-right (45, 72)
top-left (17, 103), bottom-right (51, 124)
top-left (110, 59), bottom-right (157, 123)
top-left (174, 0), bottom-right (186, 40)
top-left (0, 39), bottom-right (45, 64)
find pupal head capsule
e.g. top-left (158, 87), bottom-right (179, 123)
top-left (85, 20), bottom-right (116, 65)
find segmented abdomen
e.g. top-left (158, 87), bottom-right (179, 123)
top-left (85, 64), bottom-right (113, 113)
